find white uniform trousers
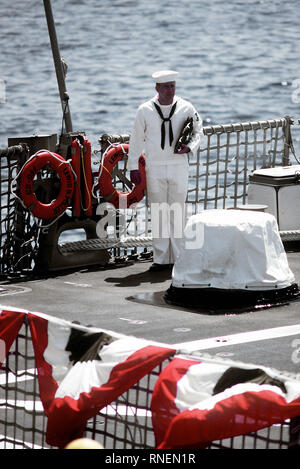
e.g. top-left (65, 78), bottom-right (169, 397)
top-left (146, 161), bottom-right (189, 265)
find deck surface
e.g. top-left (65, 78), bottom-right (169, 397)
top-left (1, 242), bottom-right (300, 374)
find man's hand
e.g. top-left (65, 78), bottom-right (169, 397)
top-left (130, 169), bottom-right (142, 185)
top-left (174, 144), bottom-right (190, 154)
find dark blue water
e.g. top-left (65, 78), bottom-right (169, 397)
top-left (1, 0), bottom-right (300, 152)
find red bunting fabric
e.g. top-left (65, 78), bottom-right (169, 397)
top-left (28, 312), bottom-right (175, 448)
top-left (0, 308), bottom-right (26, 367)
top-left (3, 308), bottom-right (300, 450)
top-left (151, 357), bottom-right (300, 449)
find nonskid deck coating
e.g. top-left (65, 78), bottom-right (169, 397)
top-left (1, 245), bottom-right (300, 374)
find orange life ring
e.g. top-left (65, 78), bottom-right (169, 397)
top-left (19, 151), bottom-right (75, 220)
top-left (98, 144), bottom-right (146, 209)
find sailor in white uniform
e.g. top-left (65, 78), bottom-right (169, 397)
top-left (128, 70), bottom-right (203, 271)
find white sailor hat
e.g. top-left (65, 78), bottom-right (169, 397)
top-left (152, 70), bottom-right (178, 83)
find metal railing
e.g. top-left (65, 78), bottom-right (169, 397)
top-left (0, 116), bottom-right (293, 276)
top-left (0, 144), bottom-right (38, 278)
top-left (187, 116), bottom-right (291, 214)
top-left (0, 309), bottom-right (298, 449)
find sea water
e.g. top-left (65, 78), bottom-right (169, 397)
top-left (1, 0), bottom-right (300, 149)
top-left (1, 0), bottom-right (300, 241)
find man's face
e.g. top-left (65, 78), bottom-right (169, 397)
top-left (156, 81), bottom-right (176, 104)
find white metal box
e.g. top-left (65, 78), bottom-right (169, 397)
top-left (248, 165), bottom-right (300, 231)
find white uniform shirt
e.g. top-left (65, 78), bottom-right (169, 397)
top-left (128, 95), bottom-right (203, 170)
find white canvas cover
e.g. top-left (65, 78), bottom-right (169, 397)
top-left (172, 209), bottom-right (295, 290)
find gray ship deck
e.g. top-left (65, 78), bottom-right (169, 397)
top-left (2, 240), bottom-right (300, 375)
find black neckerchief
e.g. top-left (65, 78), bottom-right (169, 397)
top-left (153, 101), bottom-right (177, 149)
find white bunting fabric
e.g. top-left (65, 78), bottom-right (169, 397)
top-left (2, 308), bottom-right (300, 449)
top-left (151, 356), bottom-right (300, 449)
top-left (28, 312), bottom-right (175, 448)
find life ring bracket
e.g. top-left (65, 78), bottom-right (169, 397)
top-left (98, 144), bottom-right (146, 209)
